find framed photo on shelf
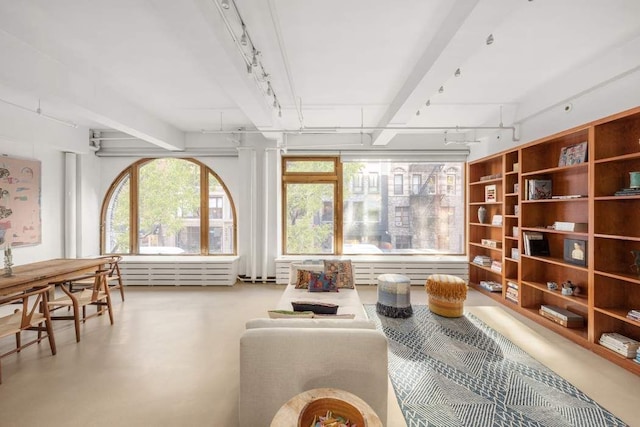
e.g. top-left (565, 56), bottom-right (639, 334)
top-left (485, 184), bottom-right (497, 202)
top-left (563, 238), bottom-right (587, 266)
top-left (558, 141), bottom-right (588, 167)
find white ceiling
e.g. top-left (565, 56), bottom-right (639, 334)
top-left (0, 0), bottom-right (639, 149)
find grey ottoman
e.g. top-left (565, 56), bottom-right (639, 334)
top-left (376, 273), bottom-right (412, 318)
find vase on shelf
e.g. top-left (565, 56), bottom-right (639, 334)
top-left (477, 206), bottom-right (487, 224)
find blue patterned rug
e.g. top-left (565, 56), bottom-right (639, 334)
top-left (364, 305), bottom-right (627, 427)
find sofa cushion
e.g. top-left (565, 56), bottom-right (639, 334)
top-left (308, 271), bottom-right (338, 292)
top-left (292, 300), bottom-right (339, 314)
top-left (324, 260), bottom-right (354, 289)
top-left (267, 310), bottom-right (315, 319)
top-left (294, 269), bottom-right (314, 289)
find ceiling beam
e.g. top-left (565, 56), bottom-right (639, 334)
top-left (371, 0), bottom-right (521, 146)
top-left (0, 27), bottom-right (186, 151)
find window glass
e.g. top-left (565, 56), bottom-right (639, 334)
top-left (102, 158), bottom-right (236, 255)
top-left (138, 159), bottom-right (200, 254)
top-left (284, 159), bottom-right (335, 173)
top-left (342, 161), bottom-right (464, 255)
top-left (104, 174), bottom-right (130, 253)
top-left (284, 183), bottom-right (335, 254)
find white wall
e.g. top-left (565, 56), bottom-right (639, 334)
top-left (0, 102), bottom-right (96, 264)
top-left (468, 68), bottom-right (640, 160)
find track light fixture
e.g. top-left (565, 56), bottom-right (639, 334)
top-left (486, 34), bottom-right (494, 45)
top-left (438, 86), bottom-right (444, 93)
top-left (416, 110), bottom-right (421, 116)
top-left (426, 100), bottom-right (430, 107)
top-left (215, 0), bottom-right (282, 116)
top-left (454, 68), bottom-right (461, 77)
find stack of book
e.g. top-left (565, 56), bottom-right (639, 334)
top-left (538, 305), bottom-right (584, 328)
top-left (523, 231), bottom-right (550, 256)
top-left (627, 309), bottom-right (640, 322)
top-left (615, 188), bottom-right (640, 196)
top-left (479, 280), bottom-right (502, 292)
top-left (472, 255), bottom-right (491, 267)
top-left (506, 281), bottom-right (519, 303)
top-left (599, 332), bottom-right (640, 359)
top-left (490, 260), bottom-right (502, 273)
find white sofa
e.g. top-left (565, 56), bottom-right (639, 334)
top-left (239, 284), bottom-right (388, 427)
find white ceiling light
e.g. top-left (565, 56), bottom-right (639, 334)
top-left (214, 0), bottom-right (281, 115)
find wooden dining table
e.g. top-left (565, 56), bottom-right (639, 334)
top-left (0, 258), bottom-right (109, 296)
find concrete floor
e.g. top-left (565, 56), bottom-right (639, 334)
top-left (0, 284), bottom-right (638, 426)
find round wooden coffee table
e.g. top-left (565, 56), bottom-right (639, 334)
top-left (270, 387), bottom-right (382, 427)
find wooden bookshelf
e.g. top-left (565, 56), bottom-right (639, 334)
top-left (467, 106), bottom-right (640, 375)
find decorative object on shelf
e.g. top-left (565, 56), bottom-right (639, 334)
top-left (477, 206), bottom-right (487, 224)
top-left (631, 250), bottom-right (640, 277)
top-left (630, 171), bottom-right (640, 189)
top-left (514, 205), bottom-right (519, 216)
top-left (547, 281), bottom-right (558, 291)
top-left (525, 179), bottom-right (552, 200)
top-left (485, 184), bottom-right (497, 202)
top-left (554, 221), bottom-right (587, 232)
top-left (563, 238), bottom-right (587, 266)
top-left (561, 280), bottom-right (574, 296)
top-left (513, 183), bottom-right (519, 194)
top-left (491, 215), bottom-right (503, 226)
top-left (558, 141), bottom-right (587, 166)
top-left (481, 239), bottom-right (501, 248)
top-left (3, 244), bottom-right (12, 277)
top-left (480, 173), bottom-right (502, 181)
top-left (512, 163), bottom-right (519, 173)
top-left (511, 248), bottom-right (520, 260)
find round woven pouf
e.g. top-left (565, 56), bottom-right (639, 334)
top-left (376, 273), bottom-right (412, 318)
top-left (425, 274), bottom-right (467, 318)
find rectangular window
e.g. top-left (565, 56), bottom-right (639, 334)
top-left (395, 206), bottom-right (410, 227)
top-left (282, 157), bottom-right (339, 255)
top-left (412, 174), bottom-right (422, 195)
top-left (446, 173), bottom-right (456, 195)
top-left (210, 196), bottom-right (223, 219)
top-left (342, 161), bottom-right (464, 255)
top-left (396, 235), bottom-right (412, 249)
top-left (283, 157), bottom-right (464, 255)
top-left (394, 174), bottom-right (403, 195)
top-left (353, 173), bottom-right (363, 193)
top-left (368, 172), bottom-right (379, 192)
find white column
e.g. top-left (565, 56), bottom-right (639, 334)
top-left (64, 152), bottom-right (77, 258)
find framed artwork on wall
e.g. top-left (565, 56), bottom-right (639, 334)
top-left (563, 238), bottom-right (587, 267)
top-left (0, 155), bottom-right (42, 247)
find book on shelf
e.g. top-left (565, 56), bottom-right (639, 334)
top-left (512, 226), bottom-right (519, 237)
top-left (551, 195), bottom-right (585, 199)
top-left (479, 280), bottom-right (502, 292)
top-left (539, 305), bottom-right (584, 327)
top-left (472, 255), bottom-right (491, 266)
top-left (491, 215), bottom-right (503, 226)
top-left (485, 184), bottom-right (497, 202)
top-left (490, 260), bottom-right (502, 273)
top-left (523, 231), bottom-right (549, 256)
top-left (526, 179), bottom-right (552, 200)
top-left (599, 335), bottom-right (639, 358)
top-left (511, 248), bottom-right (520, 260)
top-left (507, 280), bottom-right (519, 290)
top-left (614, 188), bottom-right (640, 196)
top-left (627, 309), bottom-right (640, 322)
top-left (481, 239), bottom-right (502, 248)
top-left (506, 287), bottom-right (519, 303)
top-left (480, 173), bottom-right (502, 181)
top-left (554, 221), bottom-right (588, 232)
top-left (514, 205), bottom-right (520, 216)
top-left (599, 332), bottom-right (640, 349)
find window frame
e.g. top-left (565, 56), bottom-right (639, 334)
top-left (100, 158), bottom-right (237, 256)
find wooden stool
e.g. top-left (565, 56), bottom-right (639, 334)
top-left (425, 274), bottom-right (467, 318)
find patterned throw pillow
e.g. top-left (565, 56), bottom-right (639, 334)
top-left (295, 269), bottom-right (315, 289)
top-left (307, 271), bottom-right (338, 292)
top-left (323, 260), bottom-right (354, 289)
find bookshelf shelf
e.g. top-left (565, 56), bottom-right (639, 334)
top-left (467, 106), bottom-right (640, 375)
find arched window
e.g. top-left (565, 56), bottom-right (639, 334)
top-left (101, 158), bottom-right (236, 255)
